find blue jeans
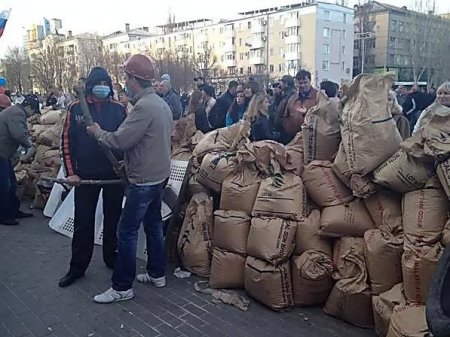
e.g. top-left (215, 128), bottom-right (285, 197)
top-left (0, 157), bottom-right (20, 219)
top-left (112, 182), bottom-right (166, 291)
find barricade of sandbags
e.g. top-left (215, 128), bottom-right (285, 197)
top-left (252, 172), bottom-right (305, 221)
top-left (213, 211), bottom-right (250, 256)
top-left (244, 256), bottom-right (294, 311)
top-left (372, 284), bottom-right (407, 337)
top-left (364, 189), bottom-right (402, 234)
top-left (209, 248), bottom-right (246, 289)
top-left (302, 92), bottom-right (341, 165)
top-left (386, 305), bottom-right (430, 337)
top-left (197, 152), bottom-right (236, 193)
top-left (302, 160), bottom-right (353, 207)
top-left (324, 237), bottom-right (374, 328)
top-left (373, 149), bottom-right (434, 193)
top-left (284, 132), bottom-right (304, 176)
top-left (291, 250), bottom-right (334, 306)
top-left (340, 74), bottom-right (402, 176)
top-left (436, 156), bottom-right (450, 200)
top-left (295, 209), bottom-right (332, 257)
top-left (319, 199), bottom-right (375, 237)
top-left (364, 229), bottom-right (403, 295)
top-left (177, 193), bottom-right (213, 277)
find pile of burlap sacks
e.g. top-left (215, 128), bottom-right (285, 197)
top-left (15, 108), bottom-right (65, 209)
top-left (176, 74), bottom-right (450, 336)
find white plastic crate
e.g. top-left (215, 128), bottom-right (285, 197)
top-left (48, 160), bottom-right (189, 260)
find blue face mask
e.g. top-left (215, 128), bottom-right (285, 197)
top-left (92, 85), bottom-right (111, 99)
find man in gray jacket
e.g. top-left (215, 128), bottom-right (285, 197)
top-left (159, 76), bottom-right (182, 120)
top-left (0, 95), bottom-right (38, 225)
top-left (87, 54), bottom-right (173, 304)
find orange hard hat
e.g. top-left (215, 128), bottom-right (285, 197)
top-left (0, 94), bottom-right (11, 108)
top-left (123, 54), bottom-right (155, 81)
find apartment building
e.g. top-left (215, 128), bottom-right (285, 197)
top-left (353, 1), bottom-right (450, 82)
top-left (113, 2), bottom-right (354, 86)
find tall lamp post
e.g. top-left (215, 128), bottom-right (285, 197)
top-left (356, 31), bottom-right (371, 74)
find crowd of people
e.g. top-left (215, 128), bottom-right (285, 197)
top-left (0, 55), bottom-right (449, 306)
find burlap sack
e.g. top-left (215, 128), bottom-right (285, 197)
top-left (177, 193), bottom-right (214, 277)
top-left (244, 257), bottom-right (294, 310)
top-left (437, 157), bottom-right (450, 200)
top-left (364, 229), bottom-right (403, 295)
top-left (220, 169), bottom-right (261, 215)
top-left (284, 132), bottom-right (304, 176)
top-left (32, 124), bottom-right (51, 138)
top-left (197, 152), bottom-right (236, 193)
top-left (373, 149), bottom-right (434, 193)
top-left (386, 305), bottom-right (430, 337)
top-left (188, 172), bottom-right (209, 196)
top-left (213, 210), bottom-right (250, 255)
top-left (252, 172), bottom-right (304, 221)
top-left (38, 115), bottom-right (65, 148)
top-left (39, 109), bottom-right (62, 125)
top-left (193, 121), bottom-right (250, 161)
top-left (332, 143), bottom-right (378, 198)
top-left (295, 209), bottom-right (332, 257)
top-left (247, 217), bottom-right (297, 265)
top-left (403, 188), bottom-right (448, 245)
top-left (372, 284), bottom-right (407, 337)
top-left (441, 218), bottom-right (450, 246)
top-left (302, 160), bottom-right (353, 207)
top-left (171, 147), bottom-right (192, 161)
top-left (291, 250), bottom-right (334, 306)
top-left (364, 189), bottom-right (402, 234)
top-left (401, 102), bottom-right (450, 162)
top-left (320, 199), bottom-right (375, 237)
top-left (302, 92), bottom-right (341, 164)
top-left (34, 145), bottom-right (52, 163)
top-left (402, 241), bottom-right (444, 305)
top-left (324, 239), bottom-right (373, 328)
top-left (172, 113), bottom-right (197, 149)
top-left (209, 248), bottom-right (246, 289)
top-left (332, 237), bottom-right (364, 279)
top-left (340, 74), bottom-right (402, 176)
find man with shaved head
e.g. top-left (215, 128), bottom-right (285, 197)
top-left (159, 77), bottom-right (182, 120)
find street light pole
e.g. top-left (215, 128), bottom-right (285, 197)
top-left (356, 32), bottom-right (371, 74)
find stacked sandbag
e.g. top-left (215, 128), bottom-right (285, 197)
top-left (244, 217), bottom-right (296, 310)
top-left (171, 113), bottom-right (200, 160)
top-left (386, 305), bottom-right (431, 337)
top-left (401, 187), bottom-right (447, 305)
top-left (284, 132), bottom-right (304, 176)
top-left (302, 92), bottom-right (341, 165)
top-left (324, 238), bottom-right (374, 328)
top-left (197, 152), bottom-right (236, 193)
top-left (372, 284), bottom-right (407, 337)
top-left (209, 211), bottom-right (250, 289)
top-left (177, 193), bottom-right (213, 277)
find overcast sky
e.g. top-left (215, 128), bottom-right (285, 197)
top-left (0, 0), bottom-right (449, 55)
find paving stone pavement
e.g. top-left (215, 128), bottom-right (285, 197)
top-left (0, 208), bottom-right (377, 337)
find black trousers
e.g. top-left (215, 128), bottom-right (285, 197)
top-left (69, 184), bottom-right (124, 275)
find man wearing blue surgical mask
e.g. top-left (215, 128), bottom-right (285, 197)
top-left (58, 67), bottom-right (127, 288)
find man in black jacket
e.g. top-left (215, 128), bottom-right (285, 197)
top-left (208, 80), bottom-right (238, 129)
top-left (59, 67), bottom-right (126, 288)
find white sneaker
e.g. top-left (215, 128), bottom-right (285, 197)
top-left (94, 287), bottom-right (134, 304)
top-left (136, 273), bottom-right (166, 288)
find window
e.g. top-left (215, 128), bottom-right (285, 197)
top-left (279, 47), bottom-right (284, 56)
top-left (322, 60), bottom-right (329, 71)
top-left (324, 10), bottom-right (330, 20)
top-left (270, 64), bottom-right (274, 73)
top-left (240, 67), bottom-right (243, 74)
top-left (247, 66), bottom-right (252, 74)
top-left (323, 44), bottom-right (330, 54)
top-left (391, 20), bottom-right (397, 32)
top-left (232, 37), bottom-right (235, 45)
top-left (343, 13), bottom-right (347, 23)
top-left (239, 38), bottom-right (242, 46)
top-left (389, 37), bottom-right (396, 49)
top-left (248, 21), bottom-right (251, 29)
top-left (343, 30), bottom-right (347, 39)
top-left (323, 27), bottom-right (330, 37)
top-left (398, 21), bottom-right (404, 33)
top-left (270, 48), bottom-right (274, 56)
top-left (342, 61), bottom-right (345, 71)
top-left (240, 52), bottom-right (244, 60)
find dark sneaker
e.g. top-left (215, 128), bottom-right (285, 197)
top-left (58, 272), bottom-right (84, 288)
top-left (13, 211), bottom-right (34, 219)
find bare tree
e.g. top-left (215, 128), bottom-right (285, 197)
top-left (192, 42), bottom-right (221, 81)
top-left (102, 49), bottom-right (127, 83)
top-left (78, 37), bottom-right (104, 76)
top-left (353, 1), bottom-right (376, 75)
top-left (30, 45), bottom-right (65, 92)
top-left (2, 47), bottom-right (31, 92)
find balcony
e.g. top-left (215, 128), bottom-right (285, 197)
top-left (250, 56), bottom-right (265, 65)
top-left (223, 41), bottom-right (235, 53)
top-left (285, 51), bottom-right (301, 61)
top-left (249, 37), bottom-right (266, 49)
top-left (285, 34), bottom-right (301, 44)
top-left (285, 17), bottom-right (301, 28)
top-left (224, 59), bottom-right (237, 68)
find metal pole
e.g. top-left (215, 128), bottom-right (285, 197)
top-left (361, 37), bottom-right (365, 74)
top-left (266, 14), bottom-right (269, 86)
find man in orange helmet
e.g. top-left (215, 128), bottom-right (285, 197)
top-left (0, 93), bottom-right (11, 111)
top-left (87, 54), bottom-right (173, 303)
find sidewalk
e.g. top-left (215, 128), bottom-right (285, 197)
top-left (0, 209), bottom-right (376, 337)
